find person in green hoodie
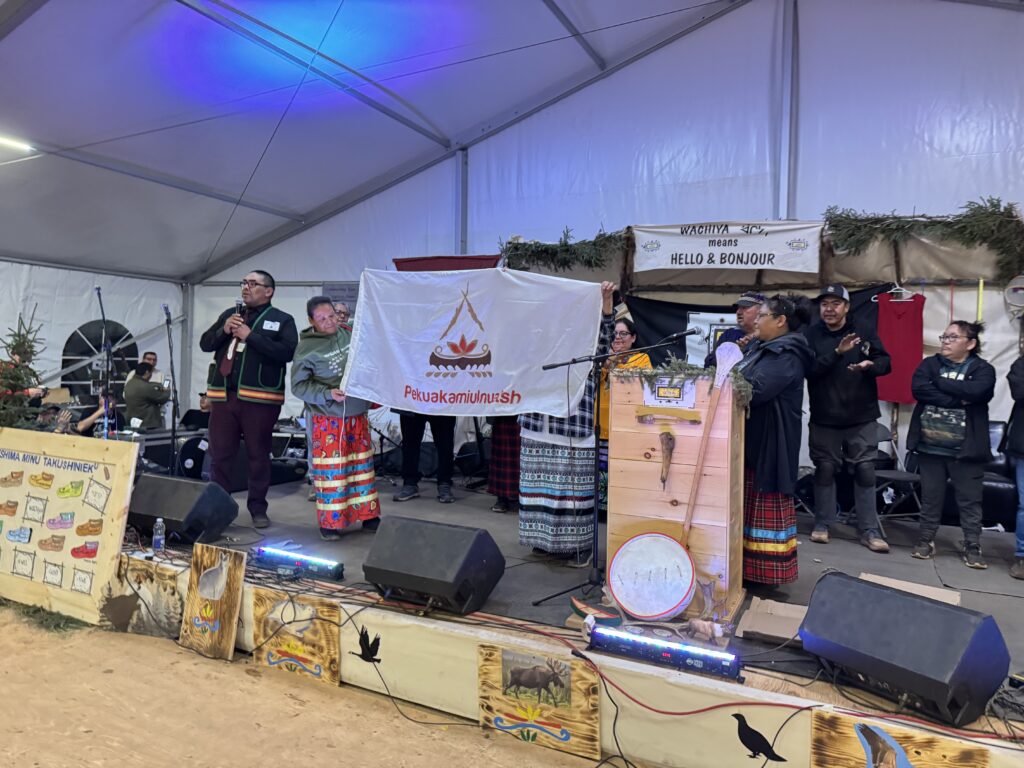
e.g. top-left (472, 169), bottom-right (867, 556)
top-left (291, 296), bottom-right (380, 539)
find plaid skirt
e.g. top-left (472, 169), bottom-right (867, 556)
top-left (518, 437), bottom-right (595, 554)
top-left (487, 416), bottom-right (521, 501)
top-left (310, 414), bottom-right (380, 530)
top-left (742, 471), bottom-right (798, 585)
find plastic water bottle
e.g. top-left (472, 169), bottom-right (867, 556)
top-left (152, 517), bottom-right (166, 552)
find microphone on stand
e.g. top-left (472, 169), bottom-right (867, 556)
top-left (660, 328), bottom-right (700, 343)
top-left (161, 303), bottom-right (172, 323)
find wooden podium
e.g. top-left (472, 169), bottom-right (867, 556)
top-left (606, 373), bottom-right (745, 621)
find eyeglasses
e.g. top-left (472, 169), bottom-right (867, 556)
top-left (613, 331), bottom-right (634, 338)
top-left (938, 334), bottom-right (968, 342)
top-left (755, 311), bottom-right (779, 319)
top-left (240, 279), bottom-right (268, 288)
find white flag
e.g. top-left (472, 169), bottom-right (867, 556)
top-left (341, 269), bottom-right (602, 417)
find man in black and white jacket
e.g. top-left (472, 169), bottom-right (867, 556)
top-left (804, 284), bottom-right (892, 553)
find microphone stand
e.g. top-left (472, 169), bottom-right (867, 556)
top-left (531, 335), bottom-right (691, 607)
top-left (163, 307), bottom-right (181, 476)
top-left (94, 287), bottom-right (115, 440)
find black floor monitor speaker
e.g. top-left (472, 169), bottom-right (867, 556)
top-left (798, 571), bottom-right (1010, 726)
top-left (129, 475), bottom-right (239, 544)
top-left (362, 516), bottom-right (505, 614)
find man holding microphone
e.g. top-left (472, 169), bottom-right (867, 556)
top-left (200, 271), bottom-right (297, 528)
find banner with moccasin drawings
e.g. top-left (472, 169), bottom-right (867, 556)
top-left (0, 428), bottom-right (137, 623)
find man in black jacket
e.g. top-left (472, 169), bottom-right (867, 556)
top-left (1004, 355), bottom-right (1024, 579)
top-left (804, 284), bottom-right (892, 553)
top-left (200, 270), bottom-right (297, 528)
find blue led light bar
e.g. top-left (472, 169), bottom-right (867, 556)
top-left (588, 625), bottom-right (742, 681)
top-left (255, 547), bottom-right (344, 580)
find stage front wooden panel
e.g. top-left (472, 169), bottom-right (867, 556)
top-left (0, 427), bottom-right (137, 624)
top-left (252, 586), bottom-right (341, 686)
top-left (606, 376), bottom-right (745, 619)
top-left (811, 711), bottom-right (990, 768)
top-left (478, 643), bottom-right (600, 761)
top-left (178, 543), bottom-right (246, 660)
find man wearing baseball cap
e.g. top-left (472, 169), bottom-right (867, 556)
top-left (703, 291), bottom-right (764, 367)
top-left (805, 283), bottom-right (892, 553)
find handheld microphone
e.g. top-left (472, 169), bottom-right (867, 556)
top-left (662, 328), bottom-right (700, 343)
top-left (235, 299), bottom-right (244, 316)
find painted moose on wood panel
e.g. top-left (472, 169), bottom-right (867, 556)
top-left (504, 658), bottom-right (569, 705)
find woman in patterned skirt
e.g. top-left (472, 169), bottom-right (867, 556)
top-left (736, 295), bottom-right (813, 585)
top-left (518, 282), bottom-right (615, 559)
top-left (291, 296), bottom-right (380, 539)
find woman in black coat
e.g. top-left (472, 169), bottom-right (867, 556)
top-left (737, 295), bottom-right (814, 585)
top-left (908, 321), bottom-right (994, 569)
top-left (1003, 354), bottom-right (1024, 579)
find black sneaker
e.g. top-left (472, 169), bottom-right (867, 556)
top-left (911, 540), bottom-right (934, 559)
top-left (1010, 558), bottom-right (1024, 580)
top-left (251, 511), bottom-right (271, 529)
top-left (962, 543), bottom-right (987, 570)
top-left (319, 527), bottom-right (342, 541)
top-left (437, 484), bottom-right (455, 504)
top-left (393, 485), bottom-right (419, 502)
top-left (490, 498), bottom-right (510, 513)
top-left (362, 517), bottom-right (380, 531)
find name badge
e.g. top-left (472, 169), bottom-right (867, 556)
top-left (236, 342), bottom-right (246, 352)
top-left (263, 320), bottom-right (280, 331)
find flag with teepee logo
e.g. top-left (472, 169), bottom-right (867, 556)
top-left (341, 269), bottom-right (602, 416)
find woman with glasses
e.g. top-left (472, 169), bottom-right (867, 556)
top-left (908, 321), bottom-right (995, 568)
top-left (598, 317), bottom-right (652, 515)
top-left (291, 296), bottom-right (380, 539)
top-left (735, 295), bottom-right (813, 586)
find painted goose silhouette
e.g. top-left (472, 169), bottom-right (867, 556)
top-left (198, 552), bottom-right (229, 601)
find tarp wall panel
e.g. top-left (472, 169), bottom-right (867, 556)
top-left (466, 0), bottom-right (780, 254)
top-left (795, 0), bottom-right (1024, 218)
top-left (0, 261), bottom-right (184, 398)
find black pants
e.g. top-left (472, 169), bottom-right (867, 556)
top-left (808, 421), bottom-right (881, 534)
top-left (917, 453), bottom-right (984, 545)
top-left (400, 413), bottom-right (456, 487)
top-left (208, 391), bottom-right (281, 517)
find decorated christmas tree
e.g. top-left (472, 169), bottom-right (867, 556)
top-left (0, 310), bottom-right (44, 428)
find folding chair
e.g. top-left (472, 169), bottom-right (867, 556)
top-left (870, 421), bottom-right (922, 536)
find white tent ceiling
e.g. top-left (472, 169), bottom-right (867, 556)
top-left (0, 0), bottom-right (758, 281)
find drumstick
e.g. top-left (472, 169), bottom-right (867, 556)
top-left (680, 342), bottom-right (743, 547)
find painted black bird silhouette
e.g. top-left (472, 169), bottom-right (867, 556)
top-left (732, 714), bottom-right (786, 762)
top-left (349, 626), bottom-right (381, 663)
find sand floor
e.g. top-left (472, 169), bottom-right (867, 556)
top-left (0, 607), bottom-right (586, 768)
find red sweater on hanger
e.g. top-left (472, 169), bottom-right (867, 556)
top-left (876, 292), bottom-right (926, 404)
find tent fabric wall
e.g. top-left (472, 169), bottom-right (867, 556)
top-left (0, 260), bottom-right (184, 394)
top-left (466, 0), bottom-right (781, 254)
top-left (211, 158), bottom-right (459, 283)
top-left (795, 0), bottom-right (1024, 219)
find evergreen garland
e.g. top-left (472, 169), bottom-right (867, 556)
top-left (825, 198), bottom-right (1024, 283)
top-left (0, 311), bottom-right (44, 429)
top-left (500, 227), bottom-right (629, 272)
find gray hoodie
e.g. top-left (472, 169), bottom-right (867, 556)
top-left (290, 326), bottom-right (369, 417)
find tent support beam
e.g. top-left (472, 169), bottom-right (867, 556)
top-left (457, 149), bottom-right (469, 255)
top-left (775, 0), bottom-right (799, 220)
top-left (187, 0), bottom-right (750, 283)
top-left (173, 0), bottom-right (451, 149)
top-left (39, 144), bottom-right (303, 221)
top-left (0, 251), bottom-right (185, 284)
top-left (935, 0), bottom-right (1024, 12)
top-left (540, 0), bottom-right (607, 72)
top-left (0, 0), bottom-right (48, 44)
